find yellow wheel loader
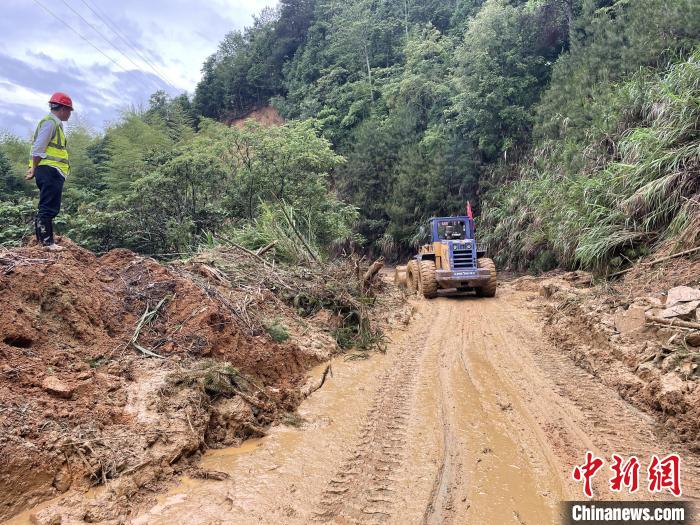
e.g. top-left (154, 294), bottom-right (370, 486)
top-left (396, 213), bottom-right (497, 299)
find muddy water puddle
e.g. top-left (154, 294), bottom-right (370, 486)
top-left (6, 486), bottom-right (109, 525)
top-left (454, 345), bottom-right (562, 523)
top-left (12, 295), bottom-right (578, 524)
top-left (133, 353), bottom-right (391, 524)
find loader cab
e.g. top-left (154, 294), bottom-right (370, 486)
top-left (420, 216), bottom-right (479, 272)
top-left (430, 217), bottom-right (474, 242)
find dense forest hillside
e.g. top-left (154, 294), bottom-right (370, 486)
top-left (2, 0), bottom-right (699, 272)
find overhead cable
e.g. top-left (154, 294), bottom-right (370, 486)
top-left (31, 0), bottom-right (132, 76)
top-left (58, 0), bottom-right (164, 89)
top-left (77, 0), bottom-right (180, 90)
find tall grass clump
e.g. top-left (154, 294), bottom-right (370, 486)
top-left (225, 200), bottom-right (360, 264)
top-left (482, 47), bottom-right (700, 273)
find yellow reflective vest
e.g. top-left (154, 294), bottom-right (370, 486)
top-left (29, 114), bottom-right (70, 176)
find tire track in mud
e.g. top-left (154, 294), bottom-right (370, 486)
top-left (489, 296), bottom-right (700, 499)
top-left (425, 299), bottom-right (564, 524)
top-left (119, 284), bottom-right (700, 525)
top-left (422, 303), bottom-right (461, 525)
top-left (315, 330), bottom-right (430, 524)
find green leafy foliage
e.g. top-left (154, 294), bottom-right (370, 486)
top-left (0, 198), bottom-right (34, 246)
top-left (450, 0), bottom-right (569, 162)
top-left (5, 0), bottom-right (699, 273)
top-left (271, 0), bottom-right (573, 253)
top-left (482, 45), bottom-right (700, 272)
top-left (264, 319), bottom-right (290, 343)
top-left (1, 94), bottom-right (355, 260)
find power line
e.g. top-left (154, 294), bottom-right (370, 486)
top-left (31, 0), bottom-right (173, 97)
top-left (71, 0), bottom-right (178, 90)
top-left (31, 0), bottom-right (132, 76)
top-left (76, 0), bottom-right (180, 90)
top-left (80, 0), bottom-right (179, 90)
top-left (58, 0), bottom-right (164, 90)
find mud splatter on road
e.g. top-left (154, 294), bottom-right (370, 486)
top-left (128, 285), bottom-right (699, 524)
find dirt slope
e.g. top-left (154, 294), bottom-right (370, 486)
top-left (1, 240), bottom-right (389, 523)
top-left (227, 106), bottom-right (284, 128)
top-left (530, 265), bottom-right (700, 451)
top-left (124, 283), bottom-right (700, 524)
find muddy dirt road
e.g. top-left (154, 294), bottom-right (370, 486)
top-left (130, 286), bottom-right (700, 524)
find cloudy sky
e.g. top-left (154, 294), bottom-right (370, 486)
top-left (1, 0), bottom-right (275, 137)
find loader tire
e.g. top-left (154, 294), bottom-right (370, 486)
top-left (475, 257), bottom-right (497, 297)
top-left (418, 260), bottom-right (438, 299)
top-left (406, 260), bottom-right (420, 293)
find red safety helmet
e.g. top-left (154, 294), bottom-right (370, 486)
top-left (49, 92), bottom-right (74, 110)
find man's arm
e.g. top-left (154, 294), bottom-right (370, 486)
top-left (26, 156), bottom-right (42, 180)
top-left (26, 119), bottom-right (55, 180)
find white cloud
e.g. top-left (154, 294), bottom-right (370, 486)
top-left (1, 0), bottom-right (277, 134)
top-left (0, 81), bottom-right (46, 108)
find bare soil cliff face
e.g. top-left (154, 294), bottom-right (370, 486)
top-left (227, 105), bottom-right (284, 128)
top-left (0, 240), bottom-right (323, 522)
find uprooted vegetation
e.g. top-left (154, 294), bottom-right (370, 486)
top-left (0, 239), bottom-right (397, 523)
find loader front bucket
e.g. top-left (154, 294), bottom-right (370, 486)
top-left (394, 265), bottom-right (408, 288)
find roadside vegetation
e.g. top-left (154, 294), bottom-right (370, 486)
top-left (0, 102), bottom-right (357, 260)
top-left (2, 0), bottom-right (699, 273)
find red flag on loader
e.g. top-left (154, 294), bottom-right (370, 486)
top-left (466, 201), bottom-right (473, 219)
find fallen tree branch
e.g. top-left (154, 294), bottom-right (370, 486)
top-left (645, 314), bottom-right (700, 330)
top-left (362, 258), bottom-right (384, 289)
top-left (228, 245), bottom-right (295, 292)
top-left (302, 364), bottom-right (333, 398)
top-left (230, 242), bottom-right (271, 266)
top-left (198, 263), bottom-right (227, 284)
top-left (234, 388), bottom-right (269, 411)
top-left (646, 322), bottom-right (696, 332)
top-left (119, 459), bottom-right (151, 477)
top-left (255, 240), bottom-right (278, 257)
top-left (199, 241), bottom-right (294, 293)
top-left (190, 468), bottom-right (230, 481)
top-left (130, 296), bottom-right (170, 358)
top-left (609, 246), bottom-right (700, 278)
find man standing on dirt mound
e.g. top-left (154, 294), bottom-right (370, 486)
top-left (25, 92), bottom-right (74, 252)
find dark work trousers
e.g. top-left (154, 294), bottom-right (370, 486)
top-left (34, 165), bottom-right (65, 245)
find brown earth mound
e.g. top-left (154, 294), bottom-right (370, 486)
top-left (520, 262), bottom-right (700, 453)
top-left (227, 106), bottom-right (284, 128)
top-left (0, 240), bottom-right (322, 522)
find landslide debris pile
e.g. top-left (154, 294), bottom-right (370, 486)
top-left (519, 259), bottom-right (700, 452)
top-left (0, 240), bottom-right (388, 523)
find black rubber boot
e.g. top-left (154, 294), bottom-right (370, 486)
top-left (34, 216), bottom-right (54, 245)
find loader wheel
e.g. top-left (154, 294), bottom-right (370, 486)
top-left (418, 260), bottom-right (438, 299)
top-left (406, 260), bottom-right (420, 293)
top-left (476, 257), bottom-right (497, 297)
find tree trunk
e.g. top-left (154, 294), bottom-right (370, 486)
top-left (363, 41), bottom-right (373, 103)
top-left (404, 0), bottom-right (409, 37)
top-left (362, 258), bottom-right (384, 289)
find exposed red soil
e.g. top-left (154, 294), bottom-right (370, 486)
top-left (227, 106), bottom-right (284, 128)
top-left (0, 240), bottom-right (317, 521)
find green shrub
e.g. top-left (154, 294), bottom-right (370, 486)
top-left (482, 46), bottom-right (700, 272)
top-left (0, 198), bottom-right (34, 246)
top-left (265, 320), bottom-right (289, 343)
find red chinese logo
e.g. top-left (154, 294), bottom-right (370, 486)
top-left (572, 451), bottom-right (604, 498)
top-left (648, 454), bottom-right (682, 497)
top-left (573, 452), bottom-right (682, 498)
top-left (610, 454), bottom-right (640, 493)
